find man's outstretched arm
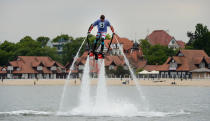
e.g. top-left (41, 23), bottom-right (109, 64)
top-left (88, 24), bottom-right (94, 33)
top-left (110, 25), bottom-right (114, 34)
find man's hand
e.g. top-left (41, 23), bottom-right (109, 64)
top-left (110, 26), bottom-right (114, 34)
top-left (88, 24), bottom-right (93, 34)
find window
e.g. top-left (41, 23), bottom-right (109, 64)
top-left (51, 66), bottom-right (56, 71)
top-left (37, 66), bottom-right (43, 70)
top-left (169, 61), bottom-right (177, 70)
top-left (78, 65), bottom-right (84, 70)
top-left (7, 66), bottom-right (13, 71)
top-left (17, 68), bottom-right (20, 71)
top-left (172, 40), bottom-right (175, 44)
top-left (109, 65), bottom-right (115, 70)
top-left (178, 53), bottom-right (184, 56)
top-left (199, 62), bottom-right (205, 68)
top-left (123, 66), bottom-right (128, 70)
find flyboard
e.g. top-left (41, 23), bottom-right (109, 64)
top-left (85, 32), bottom-right (115, 73)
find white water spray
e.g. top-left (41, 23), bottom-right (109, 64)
top-left (58, 36), bottom-right (87, 112)
top-left (94, 60), bottom-right (108, 111)
top-left (115, 35), bottom-right (149, 111)
top-left (78, 56), bottom-right (91, 109)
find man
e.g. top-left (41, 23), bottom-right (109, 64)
top-left (88, 15), bottom-right (114, 59)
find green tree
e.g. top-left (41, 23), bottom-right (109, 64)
top-left (136, 68), bottom-right (143, 74)
top-left (52, 34), bottom-right (72, 42)
top-left (0, 41), bottom-right (17, 65)
top-left (0, 50), bottom-right (9, 66)
top-left (14, 36), bottom-right (62, 64)
top-left (36, 36), bottom-right (50, 47)
top-left (140, 39), bottom-right (177, 65)
top-left (139, 39), bottom-right (151, 56)
top-left (15, 36), bottom-right (42, 56)
top-left (62, 37), bottom-right (86, 65)
top-left (115, 66), bottom-right (130, 77)
top-left (186, 23), bottom-right (210, 55)
top-left (20, 36), bottom-right (34, 43)
top-left (146, 45), bottom-right (167, 65)
top-left (0, 41), bottom-right (17, 52)
top-left (87, 34), bottom-right (96, 43)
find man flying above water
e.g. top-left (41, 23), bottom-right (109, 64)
top-left (88, 15), bottom-right (115, 59)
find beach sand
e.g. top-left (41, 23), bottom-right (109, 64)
top-left (0, 78), bottom-right (210, 86)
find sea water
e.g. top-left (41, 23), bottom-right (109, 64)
top-left (1, 86), bottom-right (210, 121)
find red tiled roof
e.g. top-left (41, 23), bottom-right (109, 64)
top-left (43, 67), bottom-right (52, 73)
top-left (144, 65), bottom-right (162, 71)
top-left (19, 56), bottom-right (65, 68)
top-left (172, 56), bottom-right (186, 64)
top-left (146, 30), bottom-right (173, 46)
top-left (176, 40), bottom-right (185, 48)
top-left (13, 67), bottom-right (38, 74)
top-left (193, 57), bottom-right (204, 64)
top-left (73, 49), bottom-right (146, 72)
top-left (10, 56), bottom-right (65, 74)
top-left (180, 50), bottom-right (208, 58)
top-left (9, 60), bottom-right (24, 67)
top-left (157, 64), bottom-right (170, 71)
top-left (159, 50), bottom-right (210, 71)
top-left (125, 50), bottom-right (147, 69)
top-left (104, 34), bottom-right (133, 51)
top-left (104, 55), bottom-right (124, 66)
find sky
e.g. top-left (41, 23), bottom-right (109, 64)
top-left (0, 0), bottom-right (210, 43)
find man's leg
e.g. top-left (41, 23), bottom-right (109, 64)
top-left (100, 32), bottom-right (106, 53)
top-left (100, 38), bottom-right (104, 53)
top-left (92, 32), bottom-right (101, 53)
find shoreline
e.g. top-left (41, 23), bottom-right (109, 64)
top-left (0, 78), bottom-right (210, 86)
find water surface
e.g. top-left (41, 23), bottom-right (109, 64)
top-left (0, 86), bottom-right (210, 121)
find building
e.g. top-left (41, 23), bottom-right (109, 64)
top-left (6, 56), bottom-right (66, 79)
top-left (104, 34), bottom-right (146, 69)
top-left (47, 38), bottom-right (71, 54)
top-left (156, 50), bottom-right (210, 79)
top-left (146, 30), bottom-right (185, 49)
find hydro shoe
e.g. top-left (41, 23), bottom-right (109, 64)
top-left (98, 53), bottom-right (104, 59)
top-left (89, 52), bottom-right (94, 57)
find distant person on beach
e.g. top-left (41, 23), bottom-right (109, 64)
top-left (88, 15), bottom-right (115, 57)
